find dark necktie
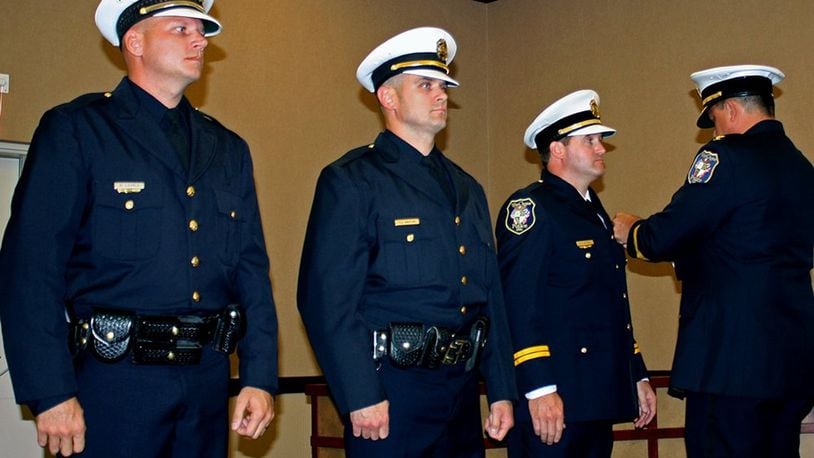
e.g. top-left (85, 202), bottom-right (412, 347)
top-left (163, 108), bottom-right (190, 170)
top-left (424, 153), bottom-right (455, 206)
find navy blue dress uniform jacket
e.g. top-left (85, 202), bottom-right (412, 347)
top-left (0, 78), bottom-right (279, 408)
top-left (297, 130), bottom-right (517, 415)
top-left (496, 171), bottom-right (648, 423)
top-left (626, 119), bottom-right (814, 400)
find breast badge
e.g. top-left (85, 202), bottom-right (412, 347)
top-left (113, 181), bottom-right (145, 194)
top-left (687, 150), bottom-right (720, 184)
top-left (505, 198), bottom-right (536, 235)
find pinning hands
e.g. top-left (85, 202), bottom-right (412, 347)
top-left (612, 212), bottom-right (642, 247)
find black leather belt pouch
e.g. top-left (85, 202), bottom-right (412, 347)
top-left (212, 304), bottom-right (245, 354)
top-left (388, 322), bottom-right (425, 368)
top-left (89, 310), bottom-right (134, 363)
top-left (464, 316), bottom-right (488, 372)
top-left (423, 326), bottom-right (453, 368)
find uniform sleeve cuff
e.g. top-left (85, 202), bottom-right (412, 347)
top-left (525, 384), bottom-right (557, 399)
top-left (26, 393), bottom-right (75, 417)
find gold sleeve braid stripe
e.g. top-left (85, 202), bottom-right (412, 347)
top-left (633, 342), bottom-right (641, 355)
top-left (631, 224), bottom-right (649, 261)
top-left (513, 345), bottom-right (551, 366)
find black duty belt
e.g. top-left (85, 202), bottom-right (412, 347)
top-left (69, 305), bottom-right (245, 365)
top-left (372, 316), bottom-right (488, 372)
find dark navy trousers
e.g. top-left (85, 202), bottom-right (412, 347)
top-left (343, 360), bottom-right (485, 458)
top-left (507, 415), bottom-right (613, 458)
top-left (68, 346), bottom-right (231, 457)
top-left (685, 392), bottom-right (813, 458)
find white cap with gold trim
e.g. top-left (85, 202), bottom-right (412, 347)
top-left (690, 64), bottom-right (784, 128)
top-left (524, 90), bottom-right (616, 150)
top-left (96, 0), bottom-right (222, 47)
top-left (356, 27), bottom-right (459, 93)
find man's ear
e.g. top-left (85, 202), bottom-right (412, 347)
top-left (122, 29), bottom-right (143, 57)
top-left (548, 140), bottom-right (566, 160)
top-left (377, 85), bottom-right (397, 111)
top-left (723, 98), bottom-right (739, 122)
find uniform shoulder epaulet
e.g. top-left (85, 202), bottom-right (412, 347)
top-left (330, 143), bottom-right (374, 168)
top-left (527, 179), bottom-right (545, 192)
top-left (64, 91), bottom-right (112, 108)
top-left (194, 107), bottom-right (226, 128)
top-left (350, 142), bottom-right (378, 156)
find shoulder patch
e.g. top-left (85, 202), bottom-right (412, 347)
top-left (687, 150), bottom-right (720, 184)
top-left (505, 198), bottom-right (536, 235)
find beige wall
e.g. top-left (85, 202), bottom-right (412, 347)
top-left (1, 0), bottom-right (812, 456)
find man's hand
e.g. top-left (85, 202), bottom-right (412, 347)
top-left (35, 397), bottom-right (86, 456)
top-left (350, 400), bottom-right (389, 440)
top-left (634, 380), bottom-right (657, 429)
top-left (231, 386), bottom-right (275, 439)
top-left (612, 212), bottom-right (642, 246)
top-left (529, 393), bottom-right (565, 445)
top-left (484, 400), bottom-right (514, 441)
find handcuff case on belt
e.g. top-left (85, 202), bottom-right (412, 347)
top-left (89, 310), bottom-right (134, 363)
top-left (386, 322), bottom-right (426, 368)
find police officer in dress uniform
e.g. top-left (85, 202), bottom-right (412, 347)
top-left (0, 1), bottom-right (278, 456)
top-left (297, 27), bottom-right (516, 458)
top-left (613, 65), bottom-right (814, 458)
top-left (496, 90), bottom-right (656, 458)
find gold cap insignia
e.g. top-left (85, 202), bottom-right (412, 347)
top-left (590, 99), bottom-right (600, 119)
top-left (437, 39), bottom-right (448, 64)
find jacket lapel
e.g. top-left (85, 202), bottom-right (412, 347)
top-left (375, 134), bottom-right (451, 208)
top-left (446, 160), bottom-right (469, 211)
top-left (587, 188), bottom-right (612, 229)
top-left (188, 110), bottom-right (218, 183)
top-left (109, 80), bottom-right (186, 178)
top-left (546, 172), bottom-right (607, 229)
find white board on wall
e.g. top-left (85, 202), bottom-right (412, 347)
top-left (0, 140), bottom-right (40, 458)
top-left (0, 140), bottom-right (26, 388)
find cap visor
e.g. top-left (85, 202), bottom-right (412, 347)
top-left (696, 107), bottom-right (714, 128)
top-left (403, 69), bottom-right (460, 88)
top-left (153, 9), bottom-right (222, 37)
top-left (567, 124), bottom-right (616, 138)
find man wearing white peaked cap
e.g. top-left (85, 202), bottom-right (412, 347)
top-left (299, 26), bottom-right (517, 458)
top-left (0, 1), bottom-right (279, 456)
top-left (497, 90), bottom-right (656, 457)
top-left (614, 65), bottom-right (814, 457)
